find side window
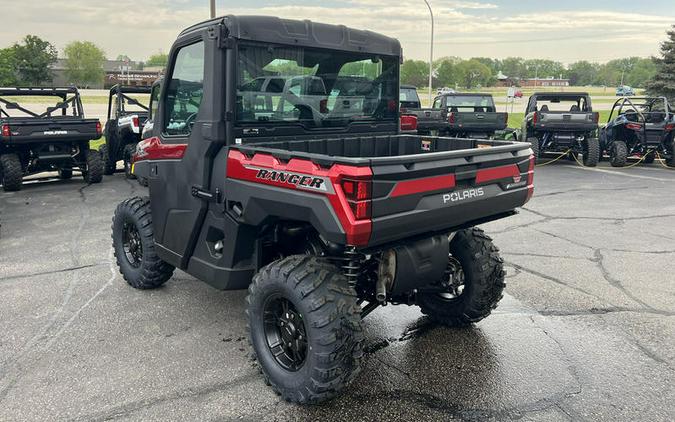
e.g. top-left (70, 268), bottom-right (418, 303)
top-left (149, 83), bottom-right (160, 119)
top-left (163, 41), bottom-right (205, 136)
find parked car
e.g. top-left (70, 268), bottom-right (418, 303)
top-left (0, 87), bottom-right (103, 191)
top-left (407, 93), bottom-right (508, 138)
top-left (514, 89), bottom-right (524, 98)
top-left (600, 97), bottom-right (674, 167)
top-left (616, 86), bottom-right (635, 96)
top-left (521, 92), bottom-right (600, 166)
top-left (100, 85), bottom-right (151, 178)
top-left (112, 15), bottom-right (535, 404)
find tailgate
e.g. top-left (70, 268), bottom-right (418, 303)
top-left (368, 140), bottom-right (533, 246)
top-left (410, 109), bottom-right (445, 129)
top-left (1, 118), bottom-right (100, 143)
top-left (535, 112), bottom-right (598, 131)
top-left (452, 112), bottom-right (507, 131)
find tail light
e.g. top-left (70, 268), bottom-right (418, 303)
top-left (665, 123), bottom-right (675, 131)
top-left (400, 114), bottom-right (417, 131)
top-left (132, 116), bottom-right (140, 128)
top-left (319, 99), bottom-right (328, 114)
top-left (95, 121), bottom-right (102, 136)
top-left (341, 178), bottom-right (372, 220)
top-left (1, 124), bottom-right (10, 137)
top-left (532, 112), bottom-right (538, 125)
top-left (626, 123), bottom-right (642, 131)
top-left (526, 154), bottom-right (535, 203)
top-left (592, 112), bottom-right (599, 124)
top-left (448, 112), bottom-right (455, 125)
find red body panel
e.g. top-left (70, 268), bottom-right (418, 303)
top-left (390, 174), bottom-right (456, 198)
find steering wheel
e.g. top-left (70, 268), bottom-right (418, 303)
top-left (184, 112), bottom-right (198, 130)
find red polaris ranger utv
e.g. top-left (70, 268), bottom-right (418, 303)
top-left (112, 15), bottom-right (534, 404)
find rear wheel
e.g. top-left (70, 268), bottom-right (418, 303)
top-left (527, 137), bottom-right (540, 160)
top-left (100, 144), bottom-right (116, 175)
top-left (0, 153), bottom-right (23, 192)
top-left (416, 227), bottom-right (506, 327)
top-left (582, 138), bottom-right (599, 167)
top-left (246, 255), bottom-right (364, 404)
top-left (112, 196), bottom-right (175, 289)
top-left (83, 148), bottom-right (103, 184)
top-left (666, 142), bottom-right (675, 167)
top-left (609, 141), bottom-right (628, 167)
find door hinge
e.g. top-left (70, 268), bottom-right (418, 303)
top-left (191, 186), bottom-right (222, 203)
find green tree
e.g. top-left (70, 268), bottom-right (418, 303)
top-left (500, 57), bottom-right (526, 80)
top-left (400, 59), bottom-right (429, 88)
top-left (567, 61), bottom-right (599, 86)
top-left (647, 25), bottom-right (675, 101)
top-left (0, 48), bottom-right (18, 86)
top-left (455, 59), bottom-right (492, 89)
top-left (12, 35), bottom-right (57, 85)
top-left (435, 59), bottom-right (458, 87)
top-left (64, 41), bottom-right (106, 87)
top-left (146, 53), bottom-right (168, 68)
top-left (471, 57), bottom-right (501, 75)
top-left (524, 59), bottom-right (565, 79)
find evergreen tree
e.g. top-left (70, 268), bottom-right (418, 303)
top-left (646, 25), bottom-right (675, 102)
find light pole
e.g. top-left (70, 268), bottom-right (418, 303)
top-left (423, 0), bottom-right (434, 104)
top-left (210, 0), bottom-right (216, 18)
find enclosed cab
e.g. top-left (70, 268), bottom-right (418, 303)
top-left (113, 15), bottom-right (534, 404)
top-left (521, 92), bottom-right (600, 166)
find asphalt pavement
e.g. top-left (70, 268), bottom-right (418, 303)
top-left (1, 160), bottom-right (674, 421)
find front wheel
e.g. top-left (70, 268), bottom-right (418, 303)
top-left (416, 227), bottom-right (506, 327)
top-left (582, 138), bottom-right (599, 167)
top-left (112, 196), bottom-right (175, 289)
top-left (246, 255), bottom-right (364, 404)
top-left (100, 144), bottom-right (116, 175)
top-left (83, 148), bottom-right (103, 184)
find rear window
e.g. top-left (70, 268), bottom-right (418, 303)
top-left (534, 97), bottom-right (589, 112)
top-left (444, 95), bottom-right (495, 112)
top-left (0, 94), bottom-right (82, 118)
top-left (400, 88), bottom-right (419, 102)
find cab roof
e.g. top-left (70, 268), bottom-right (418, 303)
top-left (179, 15), bottom-right (402, 57)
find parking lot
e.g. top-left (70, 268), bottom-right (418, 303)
top-left (1, 162), bottom-right (674, 421)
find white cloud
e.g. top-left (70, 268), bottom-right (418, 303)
top-left (0, 1), bottom-right (670, 63)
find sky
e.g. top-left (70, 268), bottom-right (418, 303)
top-left (1, 0), bottom-right (673, 63)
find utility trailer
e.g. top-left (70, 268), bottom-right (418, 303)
top-left (113, 15), bottom-right (535, 404)
top-left (0, 87), bottom-right (103, 191)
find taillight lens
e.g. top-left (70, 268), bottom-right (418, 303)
top-left (448, 112), bottom-right (455, 124)
top-left (526, 154), bottom-right (535, 202)
top-left (626, 123), bottom-right (642, 131)
top-left (665, 123), bottom-right (675, 131)
top-left (1, 124), bottom-right (10, 137)
top-left (132, 116), bottom-right (140, 128)
top-left (532, 112), bottom-right (538, 125)
top-left (341, 178), bottom-right (372, 220)
top-left (400, 114), bottom-right (417, 131)
top-left (96, 121), bottom-right (102, 135)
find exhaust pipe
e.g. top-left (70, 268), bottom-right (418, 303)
top-left (376, 250), bottom-right (396, 303)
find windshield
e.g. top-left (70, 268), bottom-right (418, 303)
top-left (436, 95), bottom-right (495, 112)
top-left (0, 94), bottom-right (82, 118)
top-left (236, 42), bottom-right (398, 128)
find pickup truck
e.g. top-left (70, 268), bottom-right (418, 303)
top-left (407, 93), bottom-right (508, 138)
top-left (113, 15), bottom-right (534, 404)
top-left (399, 85), bottom-right (421, 112)
top-left (0, 87), bottom-right (103, 191)
top-left (521, 92), bottom-right (600, 166)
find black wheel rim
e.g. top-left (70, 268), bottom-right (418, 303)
top-left (437, 255), bottom-right (466, 301)
top-left (122, 220), bottom-right (143, 267)
top-left (263, 296), bottom-right (308, 371)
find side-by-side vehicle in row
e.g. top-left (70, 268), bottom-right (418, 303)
top-left (0, 87), bottom-right (103, 191)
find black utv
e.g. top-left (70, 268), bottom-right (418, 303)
top-left (100, 85), bottom-right (151, 177)
top-left (111, 15), bottom-right (534, 404)
top-left (0, 87), bottom-right (103, 191)
top-left (521, 92), bottom-right (600, 166)
top-left (600, 97), bottom-right (674, 167)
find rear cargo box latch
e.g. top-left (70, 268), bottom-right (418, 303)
top-left (191, 186), bottom-right (222, 203)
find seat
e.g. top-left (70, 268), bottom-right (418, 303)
top-left (475, 107), bottom-right (484, 113)
top-left (540, 105), bottom-right (549, 112)
top-left (570, 105), bottom-right (580, 112)
top-left (450, 107), bottom-right (458, 112)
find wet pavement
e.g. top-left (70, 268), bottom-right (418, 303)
top-left (0, 161), bottom-right (674, 421)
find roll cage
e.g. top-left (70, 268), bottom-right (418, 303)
top-left (607, 97), bottom-right (672, 124)
top-left (106, 85), bottom-right (151, 120)
top-left (525, 93), bottom-right (592, 114)
top-left (0, 87), bottom-right (85, 119)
